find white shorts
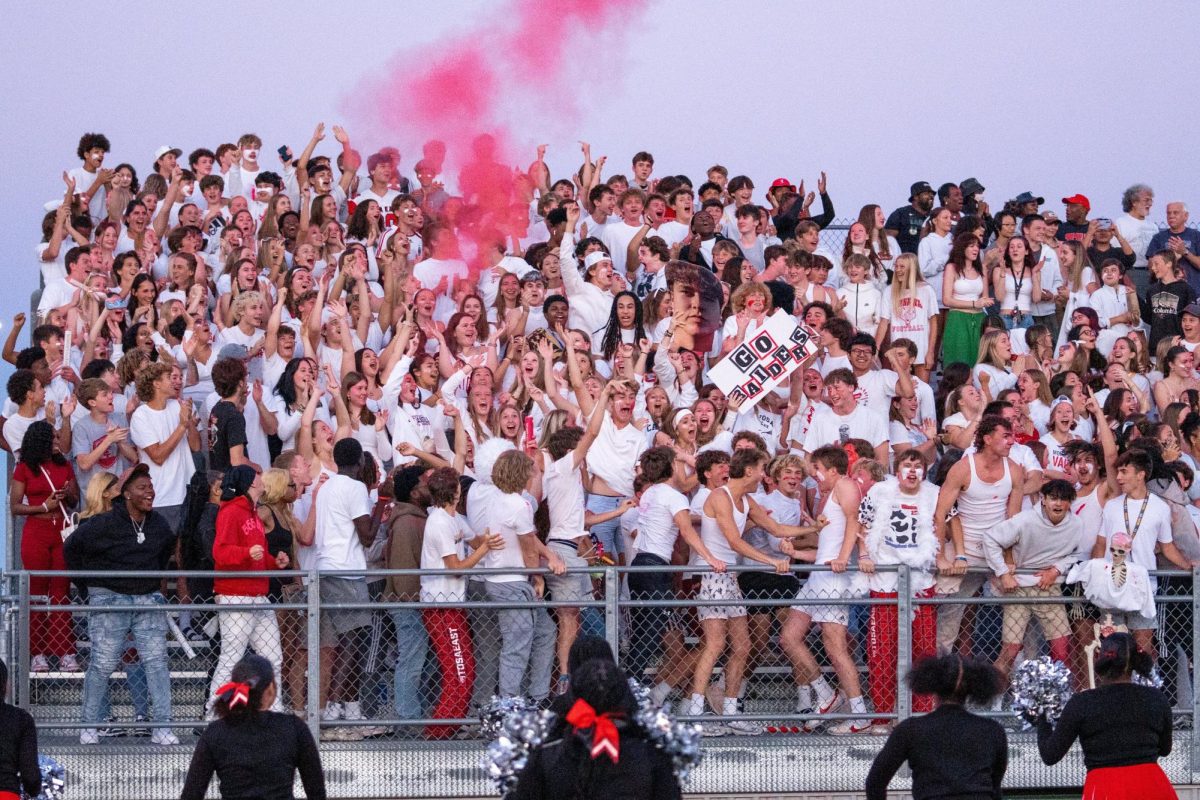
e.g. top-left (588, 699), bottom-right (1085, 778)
top-left (791, 571), bottom-right (855, 626)
top-left (697, 572), bottom-right (747, 620)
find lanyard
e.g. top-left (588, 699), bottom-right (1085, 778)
top-left (1008, 265), bottom-right (1027, 305)
top-left (1123, 496), bottom-right (1149, 542)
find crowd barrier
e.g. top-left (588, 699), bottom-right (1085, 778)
top-left (0, 563), bottom-right (1197, 797)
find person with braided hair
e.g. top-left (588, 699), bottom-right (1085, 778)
top-left (181, 653), bottom-right (325, 800)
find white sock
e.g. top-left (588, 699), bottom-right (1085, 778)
top-left (737, 681), bottom-right (748, 700)
top-left (796, 684), bottom-right (813, 710)
top-left (811, 676), bottom-right (834, 704)
top-left (688, 693), bottom-right (705, 716)
top-left (849, 695), bottom-right (867, 714)
top-left (722, 697), bottom-right (738, 716)
top-left (650, 681), bottom-right (672, 706)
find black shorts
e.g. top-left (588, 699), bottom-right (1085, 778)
top-left (737, 571), bottom-right (801, 616)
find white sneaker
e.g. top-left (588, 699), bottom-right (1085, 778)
top-left (697, 715), bottom-right (728, 737)
top-left (31, 655), bottom-right (50, 673)
top-left (342, 701), bottom-right (364, 721)
top-left (802, 689), bottom-right (843, 733)
top-left (828, 718), bottom-right (873, 736)
top-left (321, 702), bottom-right (343, 722)
top-left (59, 654), bottom-right (82, 672)
top-left (724, 718), bottom-right (765, 735)
top-left (649, 682), bottom-right (673, 707)
top-left (150, 729), bottom-right (180, 746)
top-left (867, 721), bottom-right (893, 735)
top-left (79, 728), bottom-right (99, 745)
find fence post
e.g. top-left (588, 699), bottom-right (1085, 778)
top-left (896, 566), bottom-right (913, 722)
top-left (16, 572), bottom-right (30, 709)
top-left (0, 574), bottom-right (10, 704)
top-left (1192, 565), bottom-right (1199, 775)
top-left (604, 567), bottom-right (620, 668)
top-left (306, 570), bottom-right (321, 742)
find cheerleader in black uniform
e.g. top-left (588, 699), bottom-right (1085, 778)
top-left (1037, 632), bottom-right (1176, 800)
top-left (0, 659), bottom-right (41, 800)
top-left (865, 654), bottom-right (1008, 800)
top-left (509, 658), bottom-right (681, 800)
top-left (180, 654), bottom-right (325, 800)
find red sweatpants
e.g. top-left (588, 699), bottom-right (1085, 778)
top-left (423, 607), bottom-right (475, 739)
top-left (868, 588), bottom-right (937, 719)
top-left (22, 521), bottom-right (73, 657)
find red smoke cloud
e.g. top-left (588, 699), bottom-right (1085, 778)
top-left (344, 0), bottom-right (647, 184)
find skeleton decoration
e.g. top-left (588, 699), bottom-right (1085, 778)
top-left (1066, 532), bottom-right (1155, 676)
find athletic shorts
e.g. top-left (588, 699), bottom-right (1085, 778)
top-left (697, 572), bottom-right (747, 620)
top-left (738, 571), bottom-right (801, 616)
top-left (791, 571), bottom-right (855, 626)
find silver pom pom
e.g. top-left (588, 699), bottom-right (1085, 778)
top-left (479, 696), bottom-right (553, 796)
top-left (1010, 657), bottom-right (1073, 728)
top-left (1132, 666), bottom-right (1165, 690)
top-left (629, 678), bottom-right (703, 784)
top-left (22, 755), bottom-right (66, 800)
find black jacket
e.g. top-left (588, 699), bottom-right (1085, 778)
top-left (0, 703), bottom-right (40, 797)
top-left (509, 723), bottom-right (681, 800)
top-left (64, 501), bottom-right (178, 595)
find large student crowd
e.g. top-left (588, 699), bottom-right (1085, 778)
top-left (8, 128), bottom-right (1200, 746)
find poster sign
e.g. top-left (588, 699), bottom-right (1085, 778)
top-left (709, 315), bottom-right (819, 413)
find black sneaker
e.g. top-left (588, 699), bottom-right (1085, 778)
top-left (97, 717), bottom-right (126, 738)
top-left (130, 715), bottom-right (151, 737)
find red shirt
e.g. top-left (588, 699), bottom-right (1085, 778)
top-left (212, 495), bottom-right (275, 596)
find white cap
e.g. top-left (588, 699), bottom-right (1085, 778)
top-left (583, 251), bottom-right (612, 270)
top-left (153, 145), bottom-right (182, 161)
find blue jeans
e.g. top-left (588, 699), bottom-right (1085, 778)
top-left (82, 589), bottom-right (173, 725)
top-left (98, 640), bottom-right (149, 720)
top-left (585, 494), bottom-right (625, 560)
top-left (1002, 312), bottom-right (1032, 331)
top-left (389, 607), bottom-right (428, 722)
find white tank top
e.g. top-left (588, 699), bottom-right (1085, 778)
top-left (1001, 266), bottom-right (1034, 312)
top-left (700, 486), bottom-right (747, 563)
top-left (958, 454), bottom-right (1012, 540)
top-left (1071, 489), bottom-right (1105, 559)
top-left (952, 273), bottom-right (984, 304)
top-left (814, 485), bottom-right (849, 564)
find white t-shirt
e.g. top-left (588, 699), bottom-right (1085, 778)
top-left (879, 284), bottom-right (939, 361)
top-left (635, 482), bottom-right (690, 561)
top-left (802, 404), bottom-right (889, 453)
top-left (1115, 214), bottom-right (1159, 269)
top-left (129, 401), bottom-right (196, 506)
top-left (586, 413), bottom-right (647, 497)
top-left (420, 507), bottom-right (471, 602)
top-left (543, 452), bottom-right (586, 543)
top-left (1040, 431), bottom-right (1074, 475)
top-left (599, 221), bottom-right (644, 275)
top-left (482, 491), bottom-right (536, 583)
top-left (412, 257), bottom-right (469, 320)
top-left (312, 473), bottom-right (372, 573)
top-left (744, 489), bottom-right (800, 560)
top-left (2, 412), bottom-right (44, 455)
top-left (973, 363), bottom-right (1017, 397)
top-left (654, 220), bottom-right (690, 248)
top-left (1099, 493), bottom-right (1174, 592)
top-left (917, 232), bottom-right (953, 307)
top-left (854, 369), bottom-right (900, 419)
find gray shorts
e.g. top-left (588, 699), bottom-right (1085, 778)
top-left (545, 541), bottom-right (595, 605)
top-left (319, 577), bottom-right (372, 646)
top-left (1108, 609), bottom-right (1159, 631)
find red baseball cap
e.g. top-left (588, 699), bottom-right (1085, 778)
top-left (769, 178), bottom-right (795, 192)
top-left (1062, 193), bottom-right (1090, 211)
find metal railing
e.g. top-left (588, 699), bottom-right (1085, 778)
top-left (3, 564), bottom-right (1197, 782)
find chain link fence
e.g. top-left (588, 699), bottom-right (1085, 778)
top-left (2, 563), bottom-right (1198, 796)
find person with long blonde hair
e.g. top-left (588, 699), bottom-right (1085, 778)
top-left (80, 472), bottom-right (120, 519)
top-left (257, 468), bottom-right (307, 714)
top-left (876, 253), bottom-right (939, 381)
top-left (973, 329), bottom-right (1018, 401)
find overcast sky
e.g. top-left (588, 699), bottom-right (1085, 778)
top-left (1, 0), bottom-right (1198, 553)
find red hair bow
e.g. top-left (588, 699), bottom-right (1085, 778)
top-left (216, 681), bottom-right (251, 709)
top-left (565, 698), bottom-right (621, 763)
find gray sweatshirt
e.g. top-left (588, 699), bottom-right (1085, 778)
top-left (982, 504), bottom-right (1080, 586)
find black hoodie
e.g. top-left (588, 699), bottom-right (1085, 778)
top-left (64, 500), bottom-right (178, 595)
